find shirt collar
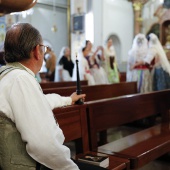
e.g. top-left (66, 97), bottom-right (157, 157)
top-left (18, 62), bottom-right (35, 77)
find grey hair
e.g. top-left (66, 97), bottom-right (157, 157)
top-left (4, 23), bottom-right (42, 63)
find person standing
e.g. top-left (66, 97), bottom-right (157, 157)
top-left (85, 40), bottom-right (109, 85)
top-left (127, 33), bottom-right (152, 93)
top-left (55, 47), bottom-right (74, 82)
top-left (0, 23), bottom-right (85, 170)
top-left (72, 44), bottom-right (95, 85)
top-left (45, 46), bottom-right (57, 81)
top-left (135, 33), bottom-right (170, 91)
top-left (104, 38), bottom-right (120, 83)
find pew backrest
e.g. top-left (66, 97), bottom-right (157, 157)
top-left (86, 90), bottom-right (170, 150)
top-left (40, 80), bottom-right (88, 89)
top-left (43, 82), bottom-right (137, 102)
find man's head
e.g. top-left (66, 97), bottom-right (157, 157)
top-left (4, 23), bottom-right (46, 73)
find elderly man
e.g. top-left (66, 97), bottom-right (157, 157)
top-left (0, 23), bottom-right (85, 170)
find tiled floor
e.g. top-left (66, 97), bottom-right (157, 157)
top-left (65, 124), bottom-right (170, 169)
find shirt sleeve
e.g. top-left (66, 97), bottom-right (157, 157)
top-left (45, 93), bottom-right (72, 110)
top-left (9, 74), bottom-right (79, 170)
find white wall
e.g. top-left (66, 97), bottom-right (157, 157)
top-left (92, 0), bottom-right (103, 47)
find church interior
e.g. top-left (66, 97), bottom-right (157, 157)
top-left (1, 0), bottom-right (170, 170)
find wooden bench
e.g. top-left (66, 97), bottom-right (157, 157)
top-left (86, 90), bottom-right (170, 169)
top-left (53, 104), bottom-right (89, 154)
top-left (40, 80), bottom-right (88, 89)
top-left (45, 81), bottom-right (137, 147)
top-left (43, 82), bottom-right (137, 102)
top-left (52, 104), bottom-right (130, 170)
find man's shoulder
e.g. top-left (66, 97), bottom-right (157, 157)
top-left (1, 69), bottom-right (32, 82)
top-left (9, 68), bottom-right (29, 76)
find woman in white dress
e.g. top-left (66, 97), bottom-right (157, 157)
top-left (104, 38), bottom-right (120, 83)
top-left (72, 45), bottom-right (95, 85)
top-left (127, 33), bottom-right (152, 93)
top-left (134, 33), bottom-right (170, 91)
top-left (85, 40), bottom-right (109, 85)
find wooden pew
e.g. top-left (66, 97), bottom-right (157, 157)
top-left (53, 104), bottom-right (89, 154)
top-left (43, 82), bottom-right (137, 101)
top-left (52, 104), bottom-right (130, 170)
top-left (45, 81), bottom-right (138, 148)
top-left (86, 90), bottom-right (170, 169)
top-left (40, 80), bottom-right (88, 89)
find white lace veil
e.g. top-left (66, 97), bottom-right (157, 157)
top-left (55, 46), bottom-right (67, 82)
top-left (149, 33), bottom-right (170, 75)
top-left (128, 33), bottom-right (148, 61)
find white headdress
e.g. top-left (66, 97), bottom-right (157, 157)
top-left (149, 33), bottom-right (170, 75)
top-left (128, 33), bottom-right (148, 61)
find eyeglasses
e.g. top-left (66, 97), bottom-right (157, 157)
top-left (39, 44), bottom-right (48, 53)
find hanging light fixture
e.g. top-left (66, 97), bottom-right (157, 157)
top-left (51, 0), bottom-right (57, 32)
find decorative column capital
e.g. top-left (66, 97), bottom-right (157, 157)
top-left (133, 2), bottom-right (143, 11)
top-left (128, 0), bottom-right (148, 11)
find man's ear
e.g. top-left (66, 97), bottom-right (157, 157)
top-left (33, 45), bottom-right (41, 60)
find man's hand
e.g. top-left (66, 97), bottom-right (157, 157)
top-left (70, 92), bottom-right (86, 105)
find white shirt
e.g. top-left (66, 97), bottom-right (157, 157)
top-left (0, 64), bottom-right (79, 170)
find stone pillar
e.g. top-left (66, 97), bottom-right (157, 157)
top-left (133, 2), bottom-right (143, 35)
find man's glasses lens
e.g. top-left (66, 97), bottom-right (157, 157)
top-left (39, 44), bottom-right (48, 53)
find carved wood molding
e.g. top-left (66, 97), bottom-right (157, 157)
top-left (0, 0), bottom-right (37, 16)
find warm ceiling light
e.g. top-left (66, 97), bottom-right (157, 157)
top-left (0, 0), bottom-right (37, 15)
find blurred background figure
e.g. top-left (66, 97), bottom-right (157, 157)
top-left (45, 46), bottom-right (57, 81)
top-left (85, 40), bottom-right (109, 84)
top-left (55, 47), bottom-right (74, 82)
top-left (104, 38), bottom-right (120, 83)
top-left (72, 44), bottom-right (95, 85)
top-left (127, 33), bottom-right (152, 93)
top-left (147, 33), bottom-right (170, 91)
top-left (135, 33), bottom-right (170, 91)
